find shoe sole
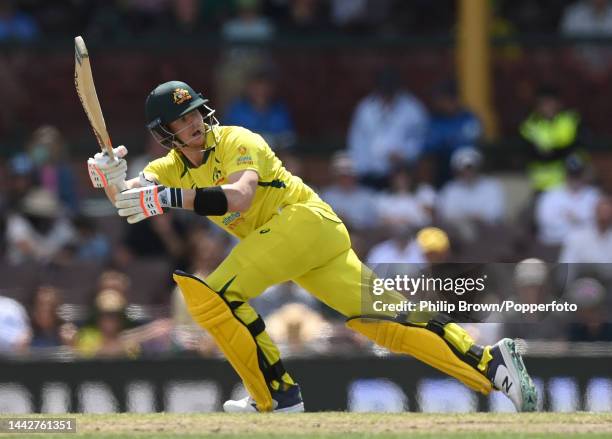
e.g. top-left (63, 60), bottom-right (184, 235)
top-left (498, 338), bottom-right (538, 412)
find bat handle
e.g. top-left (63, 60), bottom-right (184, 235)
top-left (105, 143), bottom-right (116, 161)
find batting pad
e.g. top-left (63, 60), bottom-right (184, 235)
top-left (346, 317), bottom-right (493, 395)
top-left (173, 271), bottom-right (274, 411)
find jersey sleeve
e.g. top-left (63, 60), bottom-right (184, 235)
top-left (143, 154), bottom-right (181, 187)
top-left (221, 127), bottom-right (268, 177)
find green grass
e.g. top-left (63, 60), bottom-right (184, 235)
top-left (1, 413), bottom-right (611, 438)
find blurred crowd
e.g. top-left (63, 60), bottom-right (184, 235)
top-left (2, 0), bottom-right (612, 42)
top-left (0, 60), bottom-right (611, 360)
top-left (0, 0), bottom-right (612, 360)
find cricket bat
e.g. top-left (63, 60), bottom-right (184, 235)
top-left (74, 35), bottom-right (115, 161)
top-left (75, 35), bottom-right (127, 192)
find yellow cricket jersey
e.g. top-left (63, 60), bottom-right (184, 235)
top-left (143, 125), bottom-right (339, 239)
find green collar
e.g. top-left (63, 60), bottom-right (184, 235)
top-left (175, 125), bottom-right (220, 176)
top-left (177, 148), bottom-right (215, 179)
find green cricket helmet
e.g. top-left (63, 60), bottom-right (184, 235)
top-left (145, 80), bottom-right (218, 150)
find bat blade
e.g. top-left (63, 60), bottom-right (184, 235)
top-left (74, 35), bottom-right (115, 160)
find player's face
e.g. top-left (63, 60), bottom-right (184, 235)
top-left (168, 110), bottom-right (205, 149)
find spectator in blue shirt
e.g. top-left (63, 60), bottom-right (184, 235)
top-left (224, 66), bottom-right (295, 151)
top-left (424, 80), bottom-right (482, 187)
top-left (0, 1), bottom-right (39, 42)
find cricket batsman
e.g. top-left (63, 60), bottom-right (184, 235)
top-left (87, 81), bottom-right (538, 413)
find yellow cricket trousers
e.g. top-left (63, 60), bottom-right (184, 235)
top-left (201, 200), bottom-right (492, 395)
top-left (204, 201), bottom-right (398, 386)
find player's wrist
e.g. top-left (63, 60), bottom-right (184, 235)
top-left (158, 187), bottom-right (184, 209)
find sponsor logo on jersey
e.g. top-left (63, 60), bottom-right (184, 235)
top-left (213, 167), bottom-right (223, 184)
top-left (222, 212), bottom-right (241, 226)
top-left (172, 88), bottom-right (192, 104)
top-left (227, 217), bottom-right (245, 230)
top-left (236, 145), bottom-right (254, 166)
top-left (237, 155), bottom-right (254, 166)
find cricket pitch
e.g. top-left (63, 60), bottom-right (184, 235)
top-left (2, 412), bottom-right (612, 438)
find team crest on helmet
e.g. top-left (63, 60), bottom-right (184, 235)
top-left (172, 88), bottom-right (192, 105)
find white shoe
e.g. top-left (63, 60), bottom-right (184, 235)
top-left (487, 338), bottom-right (538, 412)
top-left (223, 384), bottom-right (305, 413)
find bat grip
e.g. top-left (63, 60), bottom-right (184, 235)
top-left (105, 144), bottom-right (115, 161)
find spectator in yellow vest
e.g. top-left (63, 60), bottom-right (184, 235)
top-left (520, 86), bottom-right (585, 192)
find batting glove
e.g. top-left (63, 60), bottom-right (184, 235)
top-left (115, 185), bottom-right (183, 224)
top-left (87, 145), bottom-right (128, 189)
